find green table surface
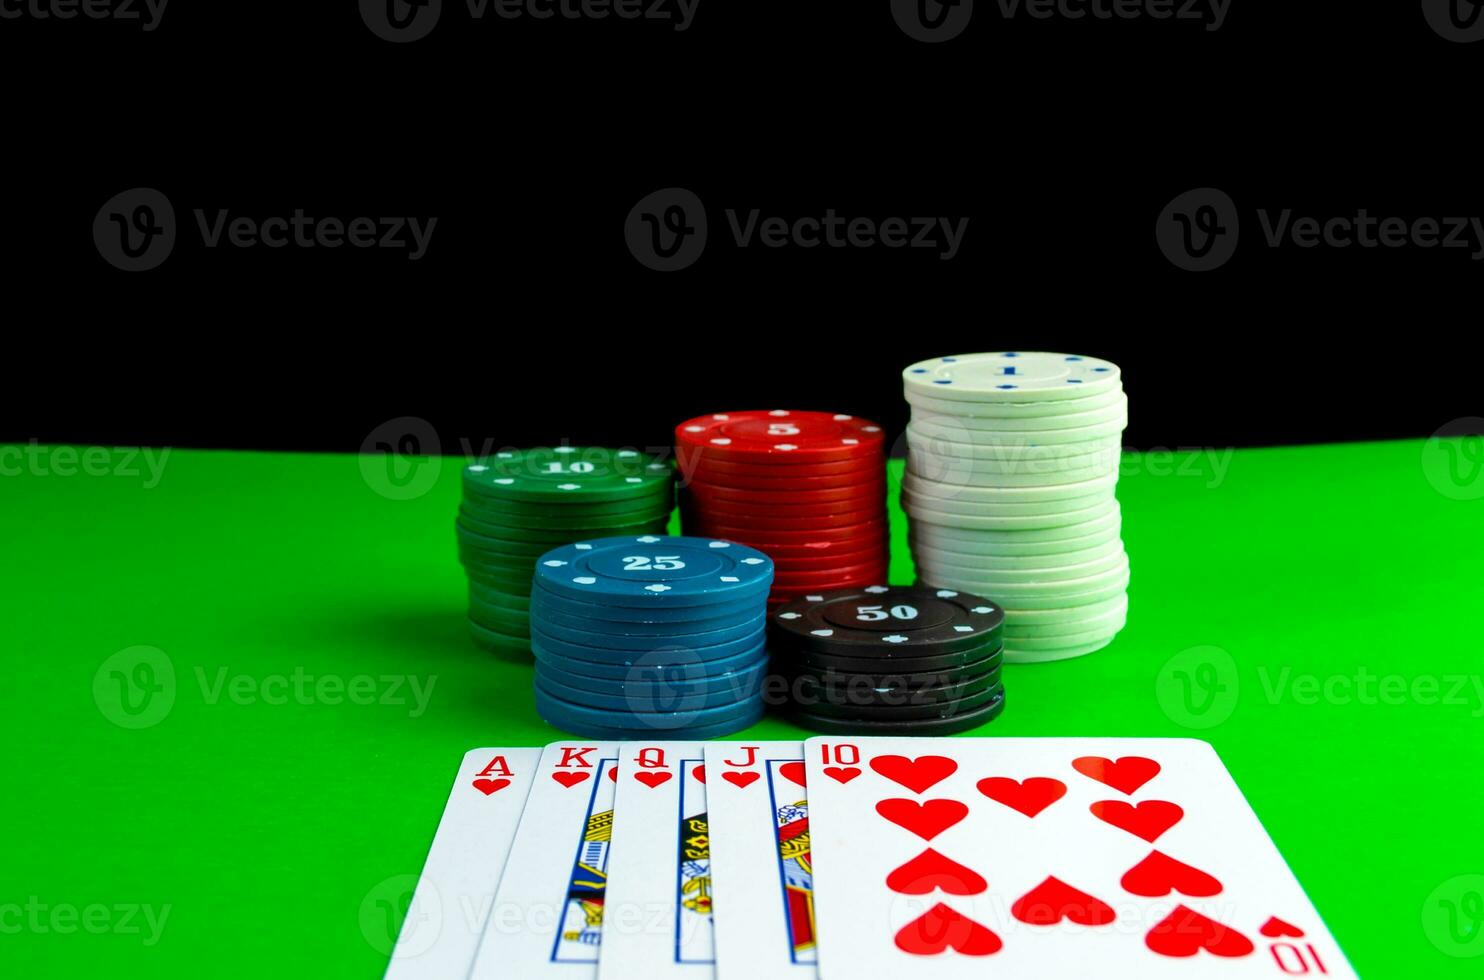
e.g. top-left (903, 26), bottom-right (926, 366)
top-left (4, 440), bottom-right (1483, 977)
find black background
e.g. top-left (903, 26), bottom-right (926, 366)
top-left (3, 1), bottom-right (1479, 454)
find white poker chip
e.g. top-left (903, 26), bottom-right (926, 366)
top-left (907, 416), bottom-right (1128, 447)
top-left (909, 535), bottom-right (1127, 571)
top-left (900, 481), bottom-right (1114, 517)
top-left (908, 395), bottom-right (1128, 432)
top-left (1003, 633), bottom-right (1121, 663)
top-left (908, 505), bottom-right (1122, 544)
top-left (906, 454), bottom-right (1121, 488)
top-left (900, 470), bottom-right (1119, 504)
top-left (997, 593), bottom-right (1130, 625)
top-left (903, 352), bottom-right (1123, 403)
top-left (911, 548), bottom-right (1128, 584)
top-left (907, 385), bottom-right (1127, 418)
top-left (1003, 595), bottom-right (1129, 637)
top-left (903, 497), bottom-right (1119, 533)
top-left (906, 430), bottom-right (1124, 461)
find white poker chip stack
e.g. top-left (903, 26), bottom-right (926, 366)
top-left (900, 352), bottom-right (1130, 663)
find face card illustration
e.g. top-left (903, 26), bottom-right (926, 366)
top-left (598, 743), bottom-right (714, 980)
top-left (383, 747), bottom-right (541, 980)
top-left (704, 742), bottom-right (817, 980)
top-left (804, 737), bottom-right (1355, 980)
top-left (468, 742), bottom-right (619, 980)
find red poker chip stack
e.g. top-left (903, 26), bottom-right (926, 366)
top-left (674, 410), bottom-right (890, 606)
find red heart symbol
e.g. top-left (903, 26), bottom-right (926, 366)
top-left (634, 771), bottom-right (672, 788)
top-left (886, 848), bottom-right (986, 895)
top-left (608, 767), bottom-right (617, 781)
top-left (1121, 851), bottom-right (1222, 897)
top-left (1090, 800), bottom-right (1183, 842)
top-left (894, 903), bottom-right (1002, 957)
top-left (1260, 916), bottom-right (1305, 939)
top-left (875, 799), bottom-right (968, 840)
top-left (552, 771), bottom-right (590, 788)
top-left (824, 766), bottom-right (861, 784)
top-left (722, 771), bottom-right (759, 789)
top-left (975, 777), bottom-right (1066, 817)
top-left (1072, 756), bottom-right (1161, 795)
top-left (779, 762), bottom-right (807, 787)
top-left (1146, 904), bottom-right (1255, 959)
top-left (693, 765), bottom-right (706, 783)
top-left (472, 778), bottom-right (510, 796)
top-left (870, 754), bottom-right (958, 794)
top-left (1011, 876), bottom-right (1116, 926)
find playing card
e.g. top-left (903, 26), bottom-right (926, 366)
top-left (704, 741), bottom-right (817, 980)
top-left (805, 737), bottom-right (1355, 979)
top-left (468, 741), bottom-right (620, 980)
top-left (599, 742), bottom-right (713, 980)
top-left (384, 747), bottom-right (541, 980)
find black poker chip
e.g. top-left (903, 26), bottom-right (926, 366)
top-left (795, 682), bottom-right (1004, 721)
top-left (770, 585), bottom-right (1004, 657)
top-left (778, 645), bottom-right (1004, 685)
top-left (773, 634), bottom-right (1004, 674)
top-left (784, 689), bottom-right (1006, 735)
top-left (782, 668), bottom-right (1003, 711)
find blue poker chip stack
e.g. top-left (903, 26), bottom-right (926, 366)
top-left (529, 534), bottom-right (774, 739)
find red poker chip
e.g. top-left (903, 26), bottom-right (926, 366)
top-left (771, 546), bottom-right (890, 570)
top-left (676, 466), bottom-right (886, 492)
top-left (771, 564), bottom-right (891, 588)
top-left (678, 452), bottom-right (884, 481)
top-left (682, 518), bottom-right (887, 547)
top-left (675, 410), bottom-right (886, 465)
top-left (681, 501), bottom-right (885, 529)
top-left (680, 478), bottom-right (887, 508)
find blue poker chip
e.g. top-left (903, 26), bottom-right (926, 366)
top-left (531, 617), bottom-right (766, 656)
top-left (538, 706), bottom-right (766, 742)
top-left (534, 535), bottom-right (774, 608)
top-left (529, 581), bottom-right (767, 625)
top-left (532, 635), bottom-right (766, 680)
top-left (534, 684), bottom-right (764, 737)
top-left (530, 595), bottom-right (765, 638)
top-left (535, 657), bottom-right (767, 712)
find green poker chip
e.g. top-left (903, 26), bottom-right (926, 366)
top-left (463, 447), bottom-right (675, 504)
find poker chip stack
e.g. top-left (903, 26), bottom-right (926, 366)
top-left (768, 586), bottom-right (1006, 735)
top-left (528, 535), bottom-right (773, 738)
top-left (457, 448), bottom-right (674, 657)
top-left (901, 352), bottom-right (1130, 663)
top-left (674, 410), bottom-right (889, 607)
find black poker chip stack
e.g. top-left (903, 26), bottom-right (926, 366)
top-left (767, 585), bottom-right (1006, 735)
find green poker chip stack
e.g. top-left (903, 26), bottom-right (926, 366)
top-left (458, 447), bottom-right (675, 656)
